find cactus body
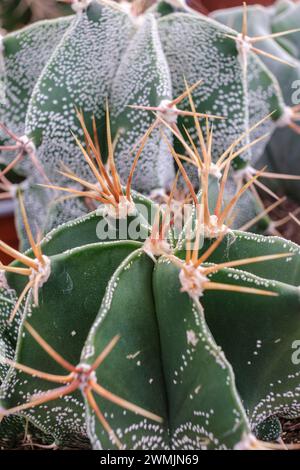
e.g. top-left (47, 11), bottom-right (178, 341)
top-left (0, 0), bottom-right (296, 238)
top-left (212, 0), bottom-right (300, 203)
top-left (1, 178), bottom-right (300, 448)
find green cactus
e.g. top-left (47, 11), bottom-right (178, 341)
top-left (212, 0), bottom-right (300, 204)
top-left (1, 0), bottom-right (300, 241)
top-left (0, 117), bottom-right (300, 450)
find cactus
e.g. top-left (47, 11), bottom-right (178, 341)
top-left (0, 113), bottom-right (300, 450)
top-left (2, 0), bottom-right (300, 242)
top-left (212, 0), bottom-right (300, 204)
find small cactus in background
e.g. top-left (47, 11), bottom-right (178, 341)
top-left (1, 0), bottom-right (300, 242)
top-left (212, 0), bottom-right (300, 204)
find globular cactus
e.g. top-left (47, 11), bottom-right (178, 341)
top-left (0, 114), bottom-right (300, 450)
top-left (212, 0), bottom-right (300, 204)
top-left (1, 0), bottom-right (300, 242)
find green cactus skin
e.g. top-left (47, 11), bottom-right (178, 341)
top-left (0, 0), bottom-right (295, 240)
top-left (212, 0), bottom-right (300, 203)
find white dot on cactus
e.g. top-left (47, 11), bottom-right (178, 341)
top-left (236, 34), bottom-right (252, 54)
top-left (0, 271), bottom-right (8, 290)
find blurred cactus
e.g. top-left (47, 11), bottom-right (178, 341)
top-left (212, 0), bottom-right (300, 203)
top-left (0, 0), bottom-right (72, 32)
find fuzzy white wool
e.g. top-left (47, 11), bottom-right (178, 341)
top-left (208, 163), bottom-right (222, 181)
top-left (277, 106), bottom-right (294, 128)
top-left (19, 135), bottom-right (36, 155)
top-left (75, 363), bottom-right (97, 392)
top-left (97, 196), bottom-right (136, 219)
top-left (30, 255), bottom-right (51, 289)
top-left (143, 238), bottom-right (171, 261)
top-left (203, 215), bottom-right (229, 239)
top-left (236, 33), bottom-right (252, 53)
top-left (157, 100), bottom-right (178, 125)
top-left (232, 164), bottom-right (253, 183)
top-left (179, 263), bottom-right (209, 298)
